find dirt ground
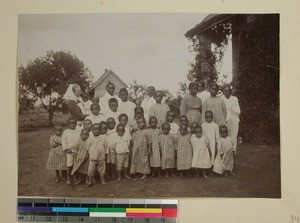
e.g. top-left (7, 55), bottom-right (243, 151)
top-left (18, 127), bottom-right (280, 198)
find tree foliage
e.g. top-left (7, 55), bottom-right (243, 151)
top-left (19, 50), bottom-right (93, 125)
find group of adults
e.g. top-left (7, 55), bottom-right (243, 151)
top-left (62, 81), bottom-right (240, 149)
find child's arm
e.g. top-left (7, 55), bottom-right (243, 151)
top-left (217, 140), bottom-right (224, 159)
top-left (50, 136), bottom-right (60, 148)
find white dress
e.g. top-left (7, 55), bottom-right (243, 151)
top-left (201, 122), bottom-right (219, 165)
top-left (191, 135), bottom-right (211, 169)
top-left (117, 98), bottom-right (136, 128)
top-left (99, 92), bottom-right (117, 116)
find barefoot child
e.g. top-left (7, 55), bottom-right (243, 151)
top-left (166, 111), bottom-right (179, 138)
top-left (71, 129), bottom-right (90, 185)
top-left (176, 123), bottom-right (192, 177)
top-left (62, 117), bottom-right (80, 185)
top-left (191, 126), bottom-right (211, 178)
top-left (148, 90), bottom-right (170, 128)
top-left (111, 124), bottom-right (132, 181)
top-left (201, 111), bottom-right (219, 166)
top-left (130, 118), bottom-right (152, 179)
top-left (148, 116), bottom-right (162, 177)
top-left (106, 117), bottom-right (117, 179)
top-left (86, 122), bottom-right (109, 187)
top-left (46, 125), bottom-right (67, 182)
top-left (213, 125), bottom-right (235, 176)
top-left (158, 122), bottom-right (176, 178)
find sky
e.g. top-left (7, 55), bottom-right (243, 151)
top-left (18, 14), bottom-right (232, 94)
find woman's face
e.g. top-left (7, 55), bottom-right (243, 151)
top-left (73, 86), bottom-right (82, 98)
top-left (223, 86), bottom-right (231, 99)
top-left (107, 84), bottom-right (115, 96)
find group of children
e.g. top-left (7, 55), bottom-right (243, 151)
top-left (46, 83), bottom-right (237, 186)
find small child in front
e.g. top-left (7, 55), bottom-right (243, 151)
top-left (191, 126), bottom-right (211, 178)
top-left (201, 111), bottom-right (219, 166)
top-left (176, 123), bottom-right (192, 177)
top-left (130, 118), bottom-right (152, 180)
top-left (132, 106), bottom-right (144, 133)
top-left (158, 122), bottom-right (176, 178)
top-left (148, 116), bottom-right (162, 177)
top-left (166, 111), bottom-right (179, 138)
top-left (86, 122), bottom-right (109, 187)
top-left (71, 128), bottom-right (90, 185)
top-left (106, 117), bottom-right (117, 179)
top-left (111, 124), bottom-right (132, 181)
top-left (62, 117), bottom-right (80, 185)
top-left (46, 125), bottom-right (66, 183)
top-left (213, 125), bottom-right (235, 176)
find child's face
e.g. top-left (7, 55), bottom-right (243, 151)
top-left (117, 128), bottom-right (125, 137)
top-left (189, 85), bottom-right (198, 96)
top-left (91, 105), bottom-right (100, 116)
top-left (81, 131), bottom-right (89, 141)
top-left (81, 93), bottom-right (89, 102)
top-left (195, 128), bottom-right (203, 138)
top-left (149, 118), bottom-right (157, 129)
top-left (135, 109), bottom-right (144, 119)
top-left (210, 85), bottom-right (218, 97)
top-left (54, 126), bottom-right (63, 136)
top-left (109, 102), bottom-right (118, 112)
top-left (107, 118), bottom-right (116, 130)
top-left (154, 92), bottom-right (163, 103)
top-left (68, 120), bottom-right (77, 130)
top-left (147, 87), bottom-right (155, 97)
top-left (179, 125), bottom-right (187, 135)
top-left (107, 84), bottom-right (115, 96)
top-left (223, 86), bottom-right (231, 99)
top-left (92, 125), bottom-right (101, 136)
top-left (191, 123), bottom-right (198, 134)
top-left (119, 91), bottom-right (128, 102)
top-left (205, 113), bottom-right (213, 123)
top-left (220, 128), bottom-right (228, 138)
top-left (119, 116), bottom-right (128, 127)
top-left (83, 120), bottom-right (92, 131)
top-left (166, 112), bottom-right (175, 123)
top-left (137, 119), bottom-right (146, 130)
top-left (162, 126), bottom-right (170, 135)
top-left (100, 124), bottom-right (108, 134)
top-left (180, 116), bottom-right (188, 124)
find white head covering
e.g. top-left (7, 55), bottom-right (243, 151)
top-left (63, 84), bottom-right (82, 102)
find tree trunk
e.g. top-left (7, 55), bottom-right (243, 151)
top-left (48, 109), bottom-right (54, 126)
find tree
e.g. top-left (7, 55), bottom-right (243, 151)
top-left (19, 50), bottom-right (93, 126)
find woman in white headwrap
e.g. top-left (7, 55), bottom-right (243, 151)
top-left (63, 84), bottom-right (88, 123)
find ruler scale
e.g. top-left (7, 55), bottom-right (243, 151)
top-left (17, 198), bottom-right (178, 223)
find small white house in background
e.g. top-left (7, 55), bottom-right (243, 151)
top-left (90, 69), bottom-right (128, 98)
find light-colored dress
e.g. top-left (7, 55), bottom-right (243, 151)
top-left (46, 135), bottom-right (67, 170)
top-left (130, 129), bottom-right (151, 174)
top-left (61, 128), bottom-right (81, 167)
top-left (99, 92), bottom-right (117, 116)
top-left (106, 129), bottom-right (117, 164)
top-left (213, 136), bottom-right (234, 174)
top-left (117, 98), bottom-right (136, 128)
top-left (221, 95), bottom-right (241, 151)
top-left (197, 90), bottom-right (210, 104)
top-left (106, 110), bottom-right (121, 125)
top-left (148, 103), bottom-right (170, 128)
top-left (169, 122), bottom-right (179, 138)
top-left (191, 135), bottom-right (211, 169)
top-left (141, 96), bottom-right (156, 124)
top-left (202, 96), bottom-right (227, 126)
top-left (148, 128), bottom-right (162, 167)
top-left (201, 122), bottom-right (219, 165)
top-left (180, 94), bottom-right (202, 126)
top-left (85, 113), bottom-right (107, 124)
top-left (158, 134), bottom-right (176, 169)
top-left (71, 139), bottom-right (89, 175)
top-left (176, 133), bottom-right (192, 170)
top-left (78, 100), bottom-right (93, 115)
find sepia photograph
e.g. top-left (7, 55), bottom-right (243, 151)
top-left (18, 13), bottom-right (280, 198)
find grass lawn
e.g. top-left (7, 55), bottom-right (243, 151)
top-left (18, 126), bottom-right (280, 198)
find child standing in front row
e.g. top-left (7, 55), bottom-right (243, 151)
top-left (176, 123), bottom-right (192, 177)
top-left (86, 122), bottom-right (109, 187)
top-left (46, 125), bottom-right (66, 183)
top-left (62, 117), bottom-right (80, 185)
top-left (191, 126), bottom-right (211, 178)
top-left (71, 129), bottom-right (90, 185)
top-left (111, 124), bottom-right (132, 181)
top-left (106, 117), bottom-right (117, 179)
top-left (201, 111), bottom-right (219, 166)
top-left (159, 122), bottom-right (176, 178)
top-left (148, 116), bottom-right (162, 177)
top-left (166, 111), bottom-right (179, 138)
top-left (213, 125), bottom-right (235, 176)
top-left (130, 118), bottom-right (152, 180)
top-left (132, 106), bottom-right (144, 133)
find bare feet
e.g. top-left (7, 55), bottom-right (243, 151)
top-left (66, 180), bottom-right (72, 185)
top-left (86, 182), bottom-right (93, 187)
top-left (117, 177), bottom-right (121, 182)
top-left (165, 173), bottom-right (170, 178)
top-left (203, 173), bottom-right (208, 178)
top-left (100, 178), bottom-right (107, 185)
top-left (124, 175), bottom-right (131, 179)
top-left (224, 171), bottom-right (229, 177)
top-left (171, 173), bottom-right (177, 178)
top-left (74, 178), bottom-right (82, 185)
top-left (54, 178), bottom-right (60, 183)
top-left (195, 173), bottom-right (199, 178)
top-left (229, 172), bottom-right (235, 176)
top-left (139, 174), bottom-right (147, 180)
top-left (179, 172), bottom-right (183, 178)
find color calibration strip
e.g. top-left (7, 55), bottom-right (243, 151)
top-left (17, 198), bottom-right (178, 223)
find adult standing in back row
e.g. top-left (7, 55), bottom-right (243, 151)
top-left (221, 85), bottom-right (241, 151)
top-left (202, 83), bottom-right (227, 126)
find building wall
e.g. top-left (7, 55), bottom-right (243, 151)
top-left (94, 73), bottom-right (127, 98)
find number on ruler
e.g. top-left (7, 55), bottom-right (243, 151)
top-left (112, 217), bottom-right (117, 222)
top-left (145, 218), bottom-right (149, 222)
top-left (128, 217), bottom-right (133, 222)
top-left (80, 217), bottom-right (85, 222)
top-left (97, 217), bottom-right (102, 222)
top-left (47, 216), bottom-right (52, 222)
top-left (17, 215), bottom-right (24, 221)
top-left (31, 216), bottom-right (35, 221)
top-left (63, 216), bottom-right (68, 222)
top-left (161, 217), bottom-right (166, 223)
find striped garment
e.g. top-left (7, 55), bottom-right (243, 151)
top-left (46, 135), bottom-right (67, 170)
top-left (130, 129), bottom-right (151, 174)
top-left (176, 133), bottom-right (192, 170)
top-left (158, 134), bottom-right (176, 169)
top-left (71, 139), bottom-right (89, 175)
top-left (148, 128), bottom-right (162, 167)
